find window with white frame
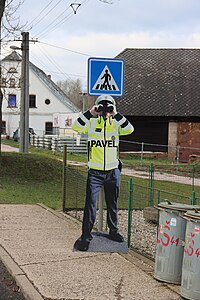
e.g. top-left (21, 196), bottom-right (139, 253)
top-left (8, 94), bottom-right (17, 107)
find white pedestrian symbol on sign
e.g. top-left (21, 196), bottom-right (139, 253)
top-left (92, 66), bottom-right (119, 92)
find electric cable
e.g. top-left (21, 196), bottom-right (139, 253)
top-left (36, 43), bottom-right (79, 83)
top-left (27, 0), bottom-right (66, 30)
top-left (31, 51), bottom-right (86, 81)
top-left (35, 10), bottom-right (73, 39)
top-left (35, 0), bottom-right (90, 39)
top-left (25, 0), bottom-right (55, 28)
top-left (38, 40), bottom-right (92, 56)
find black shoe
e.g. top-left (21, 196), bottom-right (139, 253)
top-left (74, 238), bottom-right (90, 251)
top-left (109, 232), bottom-right (124, 243)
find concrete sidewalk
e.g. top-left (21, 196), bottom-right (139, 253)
top-left (0, 204), bottom-right (182, 300)
top-left (1, 144), bottom-right (19, 152)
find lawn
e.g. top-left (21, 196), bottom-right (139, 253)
top-left (1, 140), bottom-right (200, 210)
top-left (0, 152), bottom-right (63, 209)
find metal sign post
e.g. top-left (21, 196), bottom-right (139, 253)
top-left (62, 144), bottom-right (67, 212)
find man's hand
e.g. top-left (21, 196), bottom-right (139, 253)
top-left (111, 106), bottom-right (117, 116)
top-left (89, 105), bottom-right (99, 117)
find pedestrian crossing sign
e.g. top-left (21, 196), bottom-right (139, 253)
top-left (88, 57), bottom-right (124, 96)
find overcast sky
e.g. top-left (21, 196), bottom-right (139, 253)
top-left (3, 0), bottom-right (200, 89)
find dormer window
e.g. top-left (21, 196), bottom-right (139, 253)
top-left (8, 67), bottom-right (17, 73)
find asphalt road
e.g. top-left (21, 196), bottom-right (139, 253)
top-left (0, 259), bottom-right (25, 300)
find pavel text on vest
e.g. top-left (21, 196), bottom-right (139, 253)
top-left (90, 139), bottom-right (117, 148)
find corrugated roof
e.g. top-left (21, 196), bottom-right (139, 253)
top-left (116, 48), bottom-right (200, 117)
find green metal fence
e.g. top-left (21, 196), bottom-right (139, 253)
top-left (148, 163), bottom-right (200, 205)
top-left (63, 164), bottom-right (130, 221)
top-left (62, 154), bottom-right (200, 259)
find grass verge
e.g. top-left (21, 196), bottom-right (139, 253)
top-left (1, 141), bottom-right (200, 209)
top-left (0, 152), bottom-right (63, 209)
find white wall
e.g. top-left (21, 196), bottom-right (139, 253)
top-left (2, 55), bottom-right (77, 137)
top-left (2, 60), bottom-right (21, 136)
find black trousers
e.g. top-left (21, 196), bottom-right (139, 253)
top-left (81, 168), bottom-right (121, 241)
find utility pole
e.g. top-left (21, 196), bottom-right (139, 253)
top-left (0, 0), bottom-right (6, 156)
top-left (19, 32), bottom-right (29, 153)
top-left (79, 91), bottom-right (87, 112)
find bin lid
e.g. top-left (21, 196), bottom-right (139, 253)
top-left (158, 201), bottom-right (200, 212)
top-left (184, 210), bottom-right (200, 220)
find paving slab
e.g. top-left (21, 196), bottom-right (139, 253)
top-left (0, 204), bottom-right (182, 300)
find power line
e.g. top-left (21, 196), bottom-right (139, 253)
top-left (34, 0), bottom-right (90, 39)
top-left (36, 43), bottom-right (80, 83)
top-left (26, 0), bottom-right (66, 30)
top-left (2, 39), bottom-right (89, 81)
top-left (42, 70), bottom-right (86, 78)
top-left (31, 50), bottom-right (86, 81)
top-left (38, 40), bottom-right (92, 56)
top-left (25, 0), bottom-right (55, 28)
top-left (29, 57), bottom-right (87, 84)
top-left (35, 10), bottom-right (73, 38)
top-left (30, 53), bottom-right (54, 75)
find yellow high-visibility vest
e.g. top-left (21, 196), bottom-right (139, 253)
top-left (72, 111), bottom-right (134, 171)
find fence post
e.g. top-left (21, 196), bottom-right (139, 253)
top-left (42, 132), bottom-right (44, 148)
top-left (191, 191), bottom-right (197, 205)
top-left (158, 189), bottom-right (161, 204)
top-left (176, 145), bottom-right (180, 164)
top-left (62, 144), bottom-right (67, 212)
top-left (149, 163), bottom-right (154, 206)
top-left (140, 142), bottom-right (144, 164)
top-left (191, 165), bottom-right (196, 205)
top-left (127, 177), bottom-right (133, 248)
top-left (32, 134), bottom-right (35, 147)
top-left (192, 164), bottom-right (195, 193)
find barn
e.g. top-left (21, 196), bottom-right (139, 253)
top-left (116, 48), bottom-right (200, 162)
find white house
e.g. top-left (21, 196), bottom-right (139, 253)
top-left (1, 51), bottom-right (80, 138)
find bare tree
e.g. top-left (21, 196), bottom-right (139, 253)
top-left (2, 0), bottom-right (24, 38)
top-left (0, 0), bottom-right (24, 155)
top-left (57, 78), bottom-right (99, 112)
top-left (57, 78), bottom-right (84, 110)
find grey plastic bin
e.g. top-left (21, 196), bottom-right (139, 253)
top-left (154, 202), bottom-right (200, 284)
top-left (181, 210), bottom-right (200, 300)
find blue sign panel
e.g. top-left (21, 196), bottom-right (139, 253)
top-left (88, 57), bottom-right (124, 96)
